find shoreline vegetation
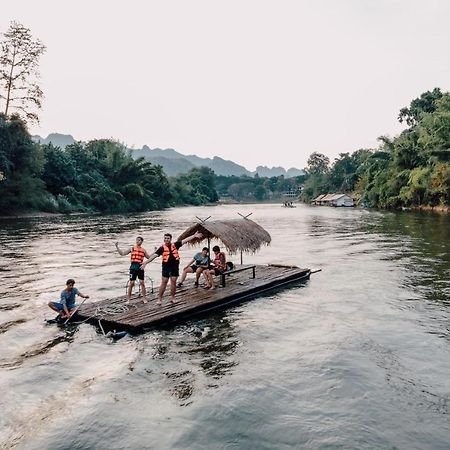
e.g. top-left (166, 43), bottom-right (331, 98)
top-left (0, 89), bottom-right (449, 216)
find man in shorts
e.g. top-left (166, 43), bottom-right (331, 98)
top-left (115, 236), bottom-right (151, 303)
top-left (48, 279), bottom-right (89, 320)
top-left (141, 231), bottom-right (203, 304)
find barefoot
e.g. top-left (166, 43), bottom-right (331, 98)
top-left (169, 298), bottom-right (176, 304)
top-left (156, 300), bottom-right (162, 305)
top-left (142, 297), bottom-right (148, 304)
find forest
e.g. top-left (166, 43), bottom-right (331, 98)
top-left (1, 22), bottom-right (448, 214)
top-left (301, 88), bottom-right (450, 208)
top-left (0, 113), bottom-right (303, 213)
top-left (1, 88), bottom-right (449, 214)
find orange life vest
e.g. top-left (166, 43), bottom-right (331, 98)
top-left (162, 243), bottom-right (180, 263)
top-left (214, 251), bottom-right (226, 270)
top-left (130, 246), bottom-right (145, 264)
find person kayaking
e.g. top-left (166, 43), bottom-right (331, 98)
top-left (140, 231), bottom-right (203, 305)
top-left (47, 279), bottom-right (89, 320)
top-left (115, 236), bottom-right (151, 303)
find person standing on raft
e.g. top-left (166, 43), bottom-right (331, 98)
top-left (115, 236), bottom-right (151, 303)
top-left (140, 231), bottom-right (203, 305)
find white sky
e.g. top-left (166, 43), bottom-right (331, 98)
top-left (1, 0), bottom-right (449, 170)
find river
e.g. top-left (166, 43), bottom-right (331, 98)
top-left (1, 204), bottom-right (450, 449)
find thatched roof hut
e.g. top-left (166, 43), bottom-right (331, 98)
top-left (177, 219), bottom-right (271, 254)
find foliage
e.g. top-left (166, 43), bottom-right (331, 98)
top-left (398, 88), bottom-right (443, 127)
top-left (306, 152), bottom-right (330, 176)
top-left (301, 88), bottom-right (450, 209)
top-left (0, 113), bottom-right (47, 211)
top-left (169, 166), bottom-right (218, 205)
top-left (0, 22), bottom-right (46, 123)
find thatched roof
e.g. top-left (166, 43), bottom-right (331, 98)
top-left (177, 219), bottom-right (271, 253)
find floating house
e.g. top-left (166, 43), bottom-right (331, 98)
top-left (312, 193), bottom-right (355, 207)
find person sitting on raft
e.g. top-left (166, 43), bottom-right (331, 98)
top-left (48, 279), bottom-right (89, 319)
top-left (205, 245), bottom-right (228, 289)
top-left (177, 247), bottom-right (212, 288)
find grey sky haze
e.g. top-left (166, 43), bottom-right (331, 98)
top-left (2, 0), bottom-right (449, 170)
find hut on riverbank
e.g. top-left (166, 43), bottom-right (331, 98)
top-left (312, 193), bottom-right (355, 207)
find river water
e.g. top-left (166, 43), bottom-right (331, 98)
top-left (0, 204), bottom-right (450, 449)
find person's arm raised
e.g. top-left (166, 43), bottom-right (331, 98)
top-left (115, 242), bottom-right (131, 256)
top-left (181, 231), bottom-right (203, 246)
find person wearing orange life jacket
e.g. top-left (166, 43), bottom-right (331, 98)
top-left (141, 231), bottom-right (203, 305)
top-left (115, 236), bottom-right (151, 303)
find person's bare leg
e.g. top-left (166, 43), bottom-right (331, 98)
top-left (158, 277), bottom-right (169, 304)
top-left (207, 270), bottom-right (215, 289)
top-left (48, 302), bottom-right (60, 313)
top-left (127, 280), bottom-right (135, 302)
top-left (196, 269), bottom-right (202, 283)
top-left (178, 268), bottom-right (192, 286)
top-left (201, 269), bottom-right (211, 288)
top-left (140, 280), bottom-right (147, 303)
top-left (169, 276), bottom-right (177, 303)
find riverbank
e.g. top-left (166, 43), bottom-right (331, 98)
top-left (0, 211), bottom-right (94, 220)
top-left (413, 205), bottom-right (450, 214)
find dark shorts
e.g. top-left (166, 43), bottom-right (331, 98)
top-left (208, 265), bottom-right (224, 276)
top-left (50, 301), bottom-right (77, 311)
top-left (162, 263), bottom-right (180, 278)
top-left (130, 268), bottom-right (145, 281)
top-left (190, 264), bottom-right (201, 272)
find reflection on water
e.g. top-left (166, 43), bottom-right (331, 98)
top-left (1, 205), bottom-right (450, 449)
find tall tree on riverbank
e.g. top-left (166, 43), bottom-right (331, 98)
top-left (0, 22), bottom-right (46, 123)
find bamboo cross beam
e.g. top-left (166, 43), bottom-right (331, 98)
top-left (195, 215), bottom-right (211, 224)
top-left (237, 212), bottom-right (253, 219)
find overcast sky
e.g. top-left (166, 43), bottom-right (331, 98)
top-left (2, 1), bottom-right (449, 170)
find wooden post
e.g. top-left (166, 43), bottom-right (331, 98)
top-left (207, 233), bottom-right (211, 266)
top-left (237, 212), bottom-right (252, 266)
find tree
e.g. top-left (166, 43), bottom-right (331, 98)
top-left (398, 88), bottom-right (443, 127)
top-left (0, 22), bottom-right (46, 123)
top-left (0, 113), bottom-right (46, 211)
top-left (306, 152), bottom-right (330, 175)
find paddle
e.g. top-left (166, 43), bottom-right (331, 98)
top-left (63, 297), bottom-right (88, 325)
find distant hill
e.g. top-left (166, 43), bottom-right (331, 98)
top-left (32, 133), bottom-right (304, 178)
top-left (32, 133), bottom-right (76, 148)
top-left (132, 146), bottom-right (251, 177)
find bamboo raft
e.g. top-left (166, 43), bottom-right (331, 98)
top-left (77, 264), bottom-right (311, 332)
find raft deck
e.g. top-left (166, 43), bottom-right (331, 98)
top-left (77, 264), bottom-right (311, 331)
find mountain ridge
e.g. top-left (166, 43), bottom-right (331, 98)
top-left (31, 133), bottom-right (304, 178)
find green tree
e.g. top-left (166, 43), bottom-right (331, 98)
top-left (254, 184), bottom-right (267, 201)
top-left (306, 152), bottom-right (330, 175)
top-left (0, 22), bottom-right (46, 123)
top-left (417, 94), bottom-right (450, 162)
top-left (0, 113), bottom-right (46, 211)
top-left (398, 88), bottom-right (443, 127)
